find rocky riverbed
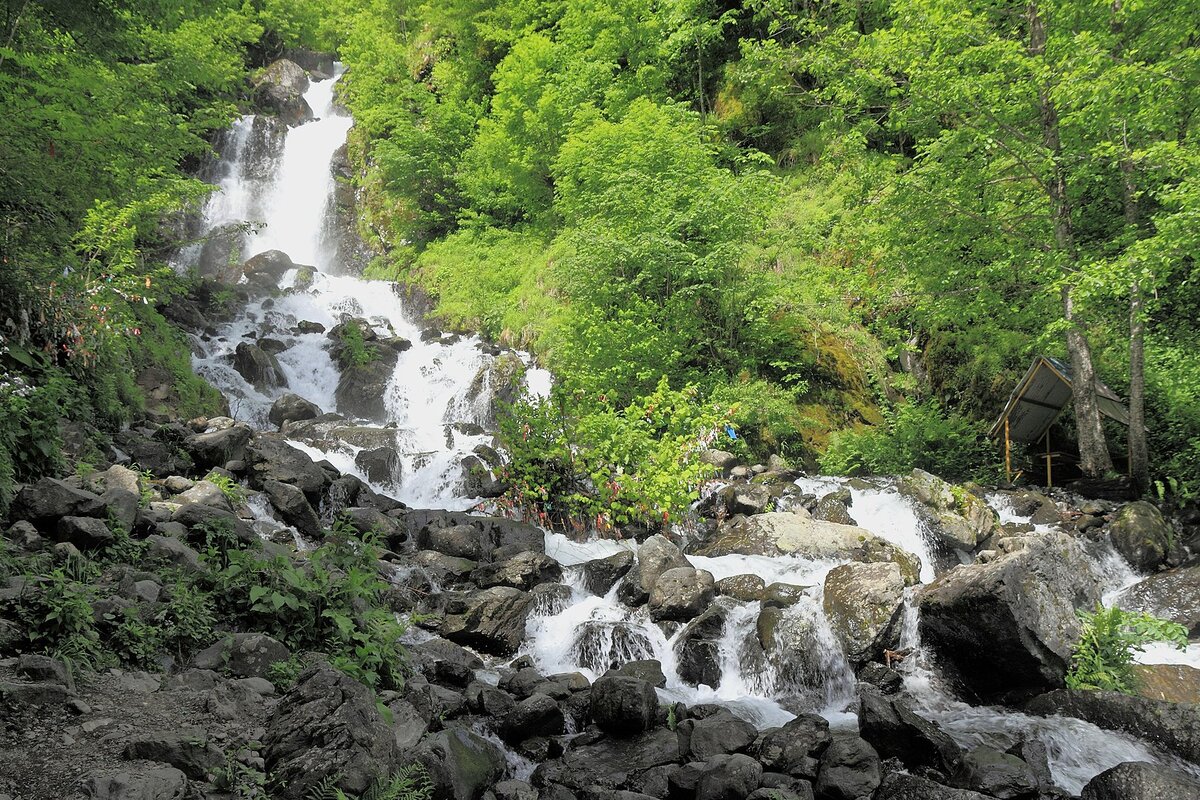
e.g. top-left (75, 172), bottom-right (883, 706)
top-left (2, 427), bottom-right (1200, 799)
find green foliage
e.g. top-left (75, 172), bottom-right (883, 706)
top-left (1067, 604), bottom-right (1188, 694)
top-left (205, 472), bottom-right (248, 506)
top-left (820, 400), bottom-right (996, 482)
top-left (210, 521), bottom-right (407, 689)
top-left (11, 568), bottom-right (108, 669)
top-left (304, 764), bottom-right (433, 800)
top-left (498, 378), bottom-right (730, 531)
top-left (336, 322), bottom-right (376, 368)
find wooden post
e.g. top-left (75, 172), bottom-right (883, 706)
top-left (1044, 430), bottom-right (1053, 488)
top-left (1005, 417), bottom-right (1012, 484)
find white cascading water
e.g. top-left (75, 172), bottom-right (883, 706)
top-left (526, 476), bottom-right (1200, 792)
top-left (184, 70), bottom-right (548, 509)
top-left (184, 67), bottom-right (1199, 794)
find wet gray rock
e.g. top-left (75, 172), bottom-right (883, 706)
top-left (246, 435), bottom-right (327, 499)
top-left (1025, 688), bottom-right (1200, 764)
top-left (533, 728), bottom-right (681, 791)
top-left (695, 753), bottom-right (763, 800)
top-left (264, 664), bottom-right (400, 799)
top-left (1116, 564), bottom-right (1200, 637)
top-left (355, 446), bottom-right (400, 486)
top-left (875, 773), bottom-right (990, 799)
top-left (684, 709), bottom-right (757, 761)
top-left (716, 574), bottom-right (766, 602)
top-left (754, 714), bottom-right (830, 777)
top-left (500, 693), bottom-right (565, 742)
top-left (1081, 760), bottom-right (1200, 799)
top-left (334, 346), bottom-right (399, 423)
top-left (958, 746), bottom-right (1037, 799)
top-left (172, 503), bottom-right (256, 546)
top-left (699, 450), bottom-right (738, 478)
top-left (175, 480), bottom-right (233, 512)
top-left (694, 512), bottom-right (921, 584)
top-left (263, 479), bottom-right (322, 539)
top-left (233, 342), bottom-right (287, 391)
top-left (814, 735), bottom-right (881, 800)
top-left (812, 492), bottom-right (856, 526)
top-left (1108, 501), bottom-right (1173, 572)
top-left (254, 59), bottom-right (312, 125)
top-left (269, 393), bottom-right (321, 428)
top-left (471, 551), bottom-right (563, 591)
top-left (412, 727), bottom-right (506, 800)
top-left (123, 730), bottom-right (224, 780)
top-left (618, 535), bottom-right (690, 606)
top-left (917, 531), bottom-right (1101, 701)
top-left (192, 633), bottom-right (290, 679)
top-left (901, 469), bottom-right (999, 552)
top-left (243, 249), bottom-right (297, 285)
top-left (648, 567), bottom-right (715, 622)
top-left (442, 587), bottom-right (534, 655)
top-left (719, 483), bottom-right (774, 516)
top-left (590, 675), bottom-right (659, 736)
top-left (674, 604), bottom-right (728, 688)
top-left (822, 562), bottom-right (904, 666)
top-left (186, 423), bottom-right (253, 470)
top-left (584, 550), bottom-right (635, 596)
top-left (857, 684), bottom-right (962, 774)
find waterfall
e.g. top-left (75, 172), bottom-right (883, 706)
top-left (182, 68), bottom-right (549, 509)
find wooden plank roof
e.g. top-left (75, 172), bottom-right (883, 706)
top-left (989, 356), bottom-right (1132, 443)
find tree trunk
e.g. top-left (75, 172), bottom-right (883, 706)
top-left (1029, 0), bottom-right (1114, 477)
top-left (1129, 280), bottom-right (1148, 491)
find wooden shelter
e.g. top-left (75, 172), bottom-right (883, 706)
top-left (990, 356), bottom-right (1133, 485)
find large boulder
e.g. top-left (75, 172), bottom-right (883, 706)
top-left (54, 516), bottom-right (115, 549)
top-left (1024, 688), bottom-right (1200, 764)
top-left (195, 220), bottom-right (247, 284)
top-left (334, 344), bottom-right (399, 424)
top-left (583, 551), bottom-right (635, 596)
top-left (192, 633), bottom-right (290, 679)
top-left (441, 587), bottom-right (534, 655)
top-left (471, 551), bottom-right (562, 591)
top-left (674, 604), bottom-right (728, 688)
top-left (242, 250), bottom-right (297, 287)
top-left (245, 435), bottom-right (327, 499)
top-left (269, 394), bottom-right (321, 428)
top-left (253, 59), bottom-right (312, 125)
top-left (693, 512), bottom-right (921, 584)
top-left (822, 562), bottom-right (905, 666)
top-left (814, 735), bottom-right (881, 800)
top-left (12, 478), bottom-right (104, 529)
top-left (1115, 565), bottom-right (1200, 636)
top-left (958, 746), bottom-right (1038, 799)
top-left (532, 728), bottom-right (681, 791)
top-left (233, 342), bottom-right (287, 391)
top-left (917, 532), bottom-right (1102, 701)
top-left (1108, 501), bottom-right (1173, 572)
top-left (411, 728), bottom-right (506, 800)
top-left (263, 665), bottom-right (400, 799)
top-left (123, 730), bottom-right (225, 780)
top-left (406, 511), bottom-right (544, 562)
top-left (875, 774), bottom-right (990, 800)
top-left (589, 675), bottom-right (659, 736)
top-left (901, 469), bottom-right (1000, 552)
top-left (683, 709), bottom-right (758, 761)
top-left (79, 767), bottom-right (189, 800)
top-left (1081, 760), bottom-right (1200, 799)
top-left (695, 754), bottom-right (762, 800)
top-left (262, 479), bottom-right (323, 539)
top-left (857, 684), bottom-right (962, 775)
top-left (618, 535), bottom-right (691, 606)
top-left (500, 693), bottom-right (565, 742)
top-left (648, 567), bottom-right (715, 622)
top-left (1132, 663), bottom-right (1200, 704)
top-left (186, 422), bottom-right (253, 470)
top-left (755, 713), bottom-right (831, 777)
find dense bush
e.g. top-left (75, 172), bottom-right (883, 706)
top-left (1067, 604), bottom-right (1188, 694)
top-left (820, 400), bottom-right (998, 483)
top-left (498, 378), bottom-right (733, 532)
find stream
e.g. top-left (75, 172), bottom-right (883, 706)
top-left (178, 68), bottom-right (1200, 797)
